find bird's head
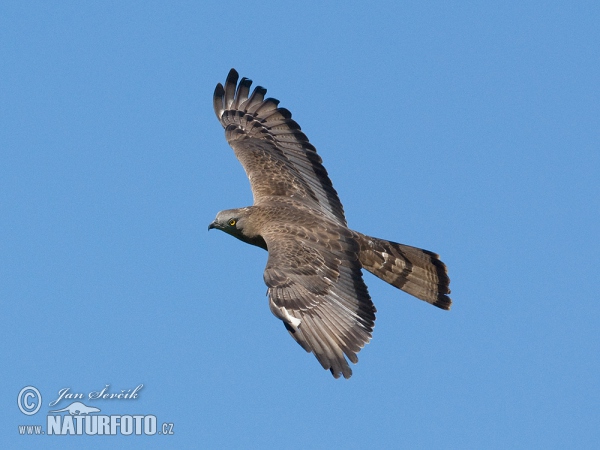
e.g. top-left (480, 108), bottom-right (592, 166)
top-left (208, 207), bottom-right (267, 250)
top-left (208, 208), bottom-right (247, 236)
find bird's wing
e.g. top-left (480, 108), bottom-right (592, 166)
top-left (213, 69), bottom-right (347, 226)
top-left (261, 224), bottom-right (376, 379)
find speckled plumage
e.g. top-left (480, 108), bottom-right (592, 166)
top-left (209, 69), bottom-right (451, 378)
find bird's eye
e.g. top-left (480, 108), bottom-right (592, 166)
top-left (228, 219), bottom-right (236, 227)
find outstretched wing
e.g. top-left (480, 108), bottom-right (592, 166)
top-left (261, 224), bottom-right (376, 379)
top-left (214, 69), bottom-right (347, 226)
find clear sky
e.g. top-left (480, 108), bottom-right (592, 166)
top-left (2, 1), bottom-right (599, 449)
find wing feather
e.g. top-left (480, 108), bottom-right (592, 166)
top-left (223, 68), bottom-right (238, 110)
top-left (262, 227), bottom-right (376, 379)
top-left (233, 77), bottom-right (252, 109)
top-left (244, 86), bottom-right (267, 114)
top-left (214, 68), bottom-right (347, 226)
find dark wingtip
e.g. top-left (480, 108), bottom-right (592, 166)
top-left (213, 83), bottom-right (225, 120)
top-left (223, 69), bottom-right (239, 110)
top-left (215, 69), bottom-right (242, 120)
top-left (227, 68), bottom-right (238, 79)
top-left (234, 77), bottom-right (253, 109)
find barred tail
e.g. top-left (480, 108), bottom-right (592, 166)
top-left (356, 233), bottom-right (451, 310)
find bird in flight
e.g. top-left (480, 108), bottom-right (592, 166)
top-left (209, 69), bottom-right (451, 378)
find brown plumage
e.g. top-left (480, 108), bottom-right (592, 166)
top-left (209, 69), bottom-right (451, 378)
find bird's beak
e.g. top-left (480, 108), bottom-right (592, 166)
top-left (208, 221), bottom-right (217, 231)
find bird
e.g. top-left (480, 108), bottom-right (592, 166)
top-left (209, 69), bottom-right (451, 379)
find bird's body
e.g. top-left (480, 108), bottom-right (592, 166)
top-left (209, 69), bottom-right (451, 378)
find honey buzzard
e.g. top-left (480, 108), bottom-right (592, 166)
top-left (209, 69), bottom-right (451, 378)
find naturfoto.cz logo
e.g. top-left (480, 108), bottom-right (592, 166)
top-left (17, 384), bottom-right (174, 437)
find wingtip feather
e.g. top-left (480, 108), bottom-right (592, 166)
top-left (223, 69), bottom-right (239, 110)
top-left (213, 83), bottom-right (225, 120)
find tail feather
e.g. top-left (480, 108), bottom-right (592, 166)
top-left (356, 233), bottom-right (451, 310)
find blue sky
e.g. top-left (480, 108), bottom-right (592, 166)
top-left (2, 1), bottom-right (599, 448)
